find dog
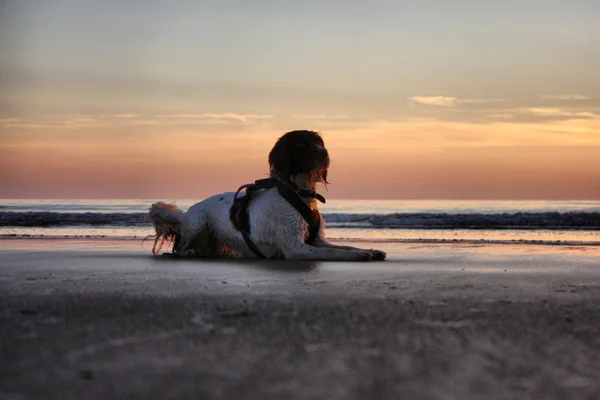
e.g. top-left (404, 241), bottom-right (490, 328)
top-left (149, 130), bottom-right (386, 261)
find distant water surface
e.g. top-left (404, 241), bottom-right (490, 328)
top-left (1, 199), bottom-right (598, 214)
top-left (1, 199), bottom-right (598, 245)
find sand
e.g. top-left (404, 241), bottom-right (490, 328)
top-left (1, 239), bottom-right (600, 399)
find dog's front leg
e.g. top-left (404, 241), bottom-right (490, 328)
top-left (281, 242), bottom-right (375, 261)
top-left (313, 237), bottom-right (387, 261)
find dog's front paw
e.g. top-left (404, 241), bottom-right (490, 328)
top-left (369, 249), bottom-right (387, 261)
top-left (350, 250), bottom-right (373, 261)
top-left (180, 249), bottom-right (199, 257)
top-left (352, 250), bottom-right (386, 261)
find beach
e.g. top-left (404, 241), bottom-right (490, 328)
top-left (1, 239), bottom-right (599, 399)
top-left (4, 0), bottom-right (600, 397)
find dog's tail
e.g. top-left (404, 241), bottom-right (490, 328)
top-left (148, 202), bottom-right (185, 255)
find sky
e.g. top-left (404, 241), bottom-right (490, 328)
top-left (1, 0), bottom-right (599, 200)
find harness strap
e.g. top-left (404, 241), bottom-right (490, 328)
top-left (230, 178), bottom-right (323, 258)
top-left (274, 181), bottom-right (321, 245)
top-left (241, 230), bottom-right (266, 258)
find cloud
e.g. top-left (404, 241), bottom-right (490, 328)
top-left (1, 112), bottom-right (277, 132)
top-left (409, 96), bottom-right (458, 107)
top-left (156, 113), bottom-right (273, 123)
top-left (104, 113), bottom-right (139, 118)
top-left (3, 123), bottom-right (48, 129)
top-left (125, 120), bottom-right (160, 126)
top-left (2, 116), bottom-right (115, 130)
top-left (521, 108), bottom-right (597, 119)
top-left (486, 113), bottom-right (514, 120)
top-left (459, 98), bottom-right (508, 104)
top-left (406, 95), bottom-right (598, 123)
top-left (292, 114), bottom-right (327, 120)
top-left (72, 117), bottom-right (98, 123)
top-left (409, 96), bottom-right (507, 107)
top-left (291, 114), bottom-right (350, 121)
top-left (541, 95), bottom-right (590, 101)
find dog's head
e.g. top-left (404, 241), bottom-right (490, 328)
top-left (268, 130), bottom-right (330, 185)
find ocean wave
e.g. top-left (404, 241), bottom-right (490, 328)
top-left (1, 211), bottom-right (599, 230)
top-left (0, 212), bottom-right (149, 227)
top-left (325, 212), bottom-right (600, 229)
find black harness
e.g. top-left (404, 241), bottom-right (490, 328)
top-left (229, 178), bottom-right (325, 258)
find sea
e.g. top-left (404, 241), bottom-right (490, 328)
top-left (1, 199), bottom-right (599, 246)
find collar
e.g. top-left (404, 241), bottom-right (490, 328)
top-left (294, 186), bottom-right (326, 204)
top-left (271, 173), bottom-right (326, 204)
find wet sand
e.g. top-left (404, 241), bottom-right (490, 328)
top-left (1, 239), bottom-right (600, 399)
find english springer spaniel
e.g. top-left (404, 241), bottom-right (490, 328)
top-left (149, 130), bottom-right (386, 261)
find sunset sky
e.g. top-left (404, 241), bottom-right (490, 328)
top-left (1, 0), bottom-right (599, 200)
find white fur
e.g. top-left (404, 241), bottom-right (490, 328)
top-left (149, 185), bottom-right (386, 261)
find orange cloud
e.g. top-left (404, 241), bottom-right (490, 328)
top-left (2, 112), bottom-right (599, 199)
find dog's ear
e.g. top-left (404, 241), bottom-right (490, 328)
top-left (321, 169), bottom-right (328, 184)
top-left (268, 136), bottom-right (292, 177)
